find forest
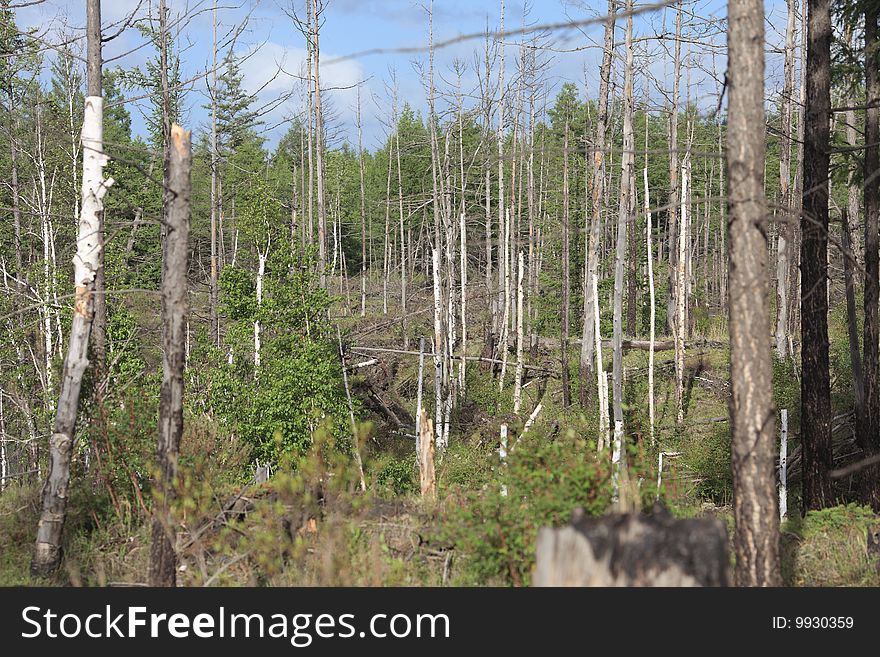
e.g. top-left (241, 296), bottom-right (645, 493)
top-left (0, 0), bottom-right (878, 588)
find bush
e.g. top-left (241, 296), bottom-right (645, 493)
top-left (440, 429), bottom-right (611, 586)
top-left (376, 457), bottom-right (416, 497)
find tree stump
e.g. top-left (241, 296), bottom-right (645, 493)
top-left (534, 506), bottom-right (730, 586)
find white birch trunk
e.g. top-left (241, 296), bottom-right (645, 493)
top-left (432, 248), bottom-right (446, 451)
top-left (513, 251), bottom-right (525, 414)
top-left (779, 409), bottom-right (788, 520)
top-left (644, 167), bottom-right (655, 445)
top-left (254, 251), bottom-right (266, 370)
top-left (675, 158), bottom-right (690, 424)
top-left (416, 337), bottom-right (426, 463)
top-left (499, 208), bottom-right (511, 391)
top-left (459, 212), bottom-right (468, 391)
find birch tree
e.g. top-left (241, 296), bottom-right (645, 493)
top-left (33, 0), bottom-right (111, 575)
top-left (611, 1), bottom-right (635, 447)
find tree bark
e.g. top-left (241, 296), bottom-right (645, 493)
top-left (612, 2), bottom-right (634, 440)
top-left (775, 0), bottom-right (796, 359)
top-left (727, 0), bottom-right (781, 585)
top-left (644, 165), bottom-right (656, 445)
top-left (666, 1), bottom-right (683, 334)
top-left (800, 0), bottom-right (834, 511)
top-left (561, 123), bottom-right (572, 407)
top-left (861, 3), bottom-right (880, 510)
top-left (32, 0), bottom-right (111, 576)
top-left (150, 124), bottom-right (191, 587)
top-left (513, 251), bottom-right (525, 414)
top-left (675, 159), bottom-right (689, 424)
top-left (209, 0), bottom-right (219, 345)
top-left (358, 86), bottom-right (367, 317)
top-left (312, 0), bottom-right (327, 289)
top-left (579, 0), bottom-right (616, 408)
top-left (842, 208), bottom-right (864, 427)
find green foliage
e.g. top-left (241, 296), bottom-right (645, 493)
top-left (683, 422), bottom-right (733, 504)
top-left (214, 50), bottom-right (263, 154)
top-left (440, 430), bottom-right (612, 586)
top-left (463, 367), bottom-right (513, 416)
top-left (107, 306), bottom-right (147, 385)
top-left (782, 504), bottom-right (880, 587)
top-left (219, 265), bottom-right (257, 320)
top-left (210, 248), bottom-right (353, 464)
top-left (376, 457), bottom-right (416, 497)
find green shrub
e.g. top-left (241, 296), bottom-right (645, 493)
top-left (376, 457), bottom-right (417, 496)
top-left (440, 430), bottom-right (611, 586)
top-left (782, 503), bottom-right (880, 586)
top-left (683, 423), bottom-right (733, 504)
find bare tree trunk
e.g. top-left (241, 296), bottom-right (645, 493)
top-left (382, 118), bottom-right (392, 316)
top-left (357, 86), bottom-right (367, 317)
top-left (432, 251), bottom-right (445, 451)
top-left (675, 158), bottom-right (690, 424)
top-left (209, 0), bottom-right (219, 345)
top-left (561, 123), bottom-right (572, 407)
top-left (666, 1), bottom-right (683, 334)
top-left (644, 164), bottom-right (656, 445)
top-left (800, 0), bottom-right (834, 511)
top-left (150, 124), bottom-right (191, 587)
top-left (789, 4), bottom-right (807, 343)
top-left (861, 3), bottom-right (880, 509)
top-left (612, 5), bottom-right (634, 439)
top-left (580, 0), bottom-right (616, 409)
top-left (499, 208), bottom-right (511, 390)
top-left (775, 0), bottom-right (796, 359)
top-left (305, 0), bottom-right (314, 248)
top-left (513, 251), bottom-right (524, 414)
top-left (497, 1), bottom-right (506, 338)
top-left (313, 0), bottom-right (327, 289)
top-left (254, 251), bottom-right (266, 369)
top-left (727, 0), bottom-right (781, 585)
top-left (842, 208), bottom-right (864, 425)
top-left (32, 0), bottom-right (111, 576)
top-left (396, 120), bottom-right (408, 348)
top-left (460, 212), bottom-right (468, 391)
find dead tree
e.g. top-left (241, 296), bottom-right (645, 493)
top-left (579, 0), bottom-right (616, 408)
top-left (150, 124), bottom-right (192, 587)
top-left (32, 0), bottom-right (111, 576)
top-left (775, 0), bottom-right (796, 359)
top-left (726, 0), bottom-right (782, 586)
top-left (611, 1), bottom-right (635, 445)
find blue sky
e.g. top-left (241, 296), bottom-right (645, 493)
top-left (18, 0), bottom-right (790, 152)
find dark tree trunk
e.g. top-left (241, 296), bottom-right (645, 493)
top-left (861, 4), bottom-right (880, 510)
top-left (149, 124), bottom-right (191, 587)
top-left (800, 0), bottom-right (834, 512)
top-left (726, 0), bottom-right (782, 586)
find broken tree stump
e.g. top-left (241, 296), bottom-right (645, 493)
top-left (534, 506), bottom-right (730, 586)
top-left (418, 409), bottom-right (436, 501)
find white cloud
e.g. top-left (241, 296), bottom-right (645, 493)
top-left (237, 41), bottom-right (370, 145)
